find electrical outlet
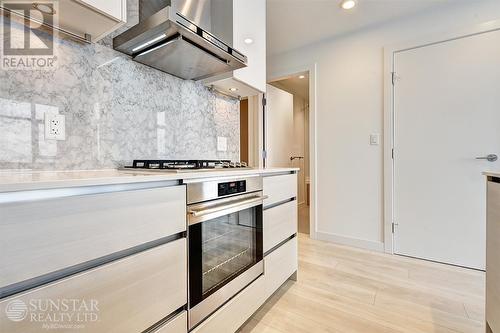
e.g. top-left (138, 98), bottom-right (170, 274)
top-left (45, 114), bottom-right (66, 140)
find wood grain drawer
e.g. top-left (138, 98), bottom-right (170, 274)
top-left (191, 275), bottom-right (267, 333)
top-left (263, 200), bottom-right (297, 252)
top-left (0, 239), bottom-right (187, 333)
top-left (264, 236), bottom-right (298, 295)
top-left (263, 174), bottom-right (297, 207)
top-left (0, 185), bottom-right (186, 290)
top-left (152, 311), bottom-right (187, 333)
top-left (487, 181), bottom-right (500, 333)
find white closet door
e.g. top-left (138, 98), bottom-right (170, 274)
top-left (394, 29), bottom-right (500, 269)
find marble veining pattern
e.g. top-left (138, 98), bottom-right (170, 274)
top-left (0, 0), bottom-right (240, 170)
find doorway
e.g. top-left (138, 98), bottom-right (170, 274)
top-left (387, 28), bottom-right (500, 270)
top-left (267, 72), bottom-right (311, 235)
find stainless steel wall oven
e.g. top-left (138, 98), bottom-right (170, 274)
top-left (186, 175), bottom-right (265, 329)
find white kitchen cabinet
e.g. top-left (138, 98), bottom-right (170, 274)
top-left (2, 0), bottom-right (127, 42)
top-left (77, 0), bottom-right (126, 22)
top-left (264, 200), bottom-right (298, 252)
top-left (0, 239), bottom-right (187, 333)
top-left (263, 236), bottom-right (298, 294)
top-left (202, 0), bottom-right (266, 97)
top-left (57, 0), bottom-right (127, 41)
top-left (151, 311), bottom-right (187, 333)
top-left (0, 184), bottom-right (186, 290)
top-left (487, 178), bottom-right (500, 333)
top-left (263, 173), bottom-right (298, 207)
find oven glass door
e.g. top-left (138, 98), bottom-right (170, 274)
top-left (189, 199), bottom-right (263, 308)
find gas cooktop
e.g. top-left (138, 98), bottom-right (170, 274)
top-left (124, 160), bottom-right (250, 172)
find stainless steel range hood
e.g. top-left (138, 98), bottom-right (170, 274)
top-left (113, 0), bottom-right (247, 81)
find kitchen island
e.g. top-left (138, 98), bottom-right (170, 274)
top-left (0, 168), bottom-right (298, 333)
top-left (485, 172), bottom-right (500, 333)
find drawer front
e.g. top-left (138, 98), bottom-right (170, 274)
top-left (191, 276), bottom-right (267, 333)
top-left (264, 236), bottom-right (298, 295)
top-left (263, 174), bottom-right (297, 207)
top-left (153, 311), bottom-right (187, 333)
top-left (487, 181), bottom-right (500, 333)
top-left (0, 185), bottom-right (186, 289)
top-left (263, 200), bottom-right (298, 252)
top-left (0, 239), bottom-right (187, 333)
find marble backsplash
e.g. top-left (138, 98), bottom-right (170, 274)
top-left (0, 1), bottom-right (240, 171)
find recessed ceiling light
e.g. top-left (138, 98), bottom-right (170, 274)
top-left (33, 3), bottom-right (56, 15)
top-left (229, 87), bottom-right (238, 92)
top-left (244, 38), bottom-right (254, 44)
top-left (298, 75), bottom-right (306, 79)
top-left (340, 0), bottom-right (356, 10)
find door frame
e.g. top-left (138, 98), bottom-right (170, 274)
top-left (383, 20), bottom-right (500, 254)
top-left (267, 63), bottom-right (318, 238)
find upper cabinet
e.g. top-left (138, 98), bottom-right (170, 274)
top-left (78, 0), bottom-right (126, 22)
top-left (1, 0), bottom-right (127, 42)
top-left (59, 0), bottom-right (127, 42)
top-left (202, 0), bottom-right (266, 98)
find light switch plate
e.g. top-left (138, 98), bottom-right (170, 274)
top-left (45, 114), bottom-right (66, 140)
top-left (370, 133), bottom-right (380, 146)
top-left (217, 136), bottom-right (227, 152)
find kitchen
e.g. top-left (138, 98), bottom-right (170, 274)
top-left (0, 0), bottom-right (499, 333)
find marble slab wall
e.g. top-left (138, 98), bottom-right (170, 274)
top-left (0, 0), bottom-right (240, 170)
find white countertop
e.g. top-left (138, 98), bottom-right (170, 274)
top-left (484, 171), bottom-right (500, 178)
top-left (0, 168), bottom-right (299, 192)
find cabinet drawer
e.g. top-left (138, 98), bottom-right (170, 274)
top-left (487, 181), bottom-right (500, 333)
top-left (152, 311), bottom-right (187, 333)
top-left (0, 185), bottom-right (186, 290)
top-left (263, 200), bottom-right (297, 252)
top-left (0, 239), bottom-right (187, 333)
top-left (264, 236), bottom-right (298, 295)
top-left (191, 275), bottom-right (267, 333)
top-left (263, 174), bottom-right (297, 207)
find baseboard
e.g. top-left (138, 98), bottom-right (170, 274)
top-left (315, 231), bottom-right (384, 252)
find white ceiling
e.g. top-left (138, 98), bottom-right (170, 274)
top-left (266, 0), bottom-right (459, 56)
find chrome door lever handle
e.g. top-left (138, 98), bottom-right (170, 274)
top-left (476, 154), bottom-right (498, 162)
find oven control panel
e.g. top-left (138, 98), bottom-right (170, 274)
top-left (218, 180), bottom-right (246, 197)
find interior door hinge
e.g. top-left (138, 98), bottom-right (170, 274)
top-left (392, 222), bottom-right (399, 233)
top-left (262, 150), bottom-right (268, 159)
top-left (262, 97), bottom-right (267, 107)
top-left (391, 148), bottom-right (394, 159)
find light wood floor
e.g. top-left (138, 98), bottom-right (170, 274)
top-left (239, 234), bottom-right (485, 333)
top-left (298, 204), bottom-right (310, 234)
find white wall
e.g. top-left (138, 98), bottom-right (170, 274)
top-left (267, 0), bottom-right (500, 250)
top-left (266, 84), bottom-right (294, 168)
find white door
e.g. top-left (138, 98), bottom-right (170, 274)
top-left (266, 84), bottom-right (294, 167)
top-left (394, 29), bottom-right (500, 270)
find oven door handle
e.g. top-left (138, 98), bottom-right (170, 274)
top-left (188, 195), bottom-right (268, 224)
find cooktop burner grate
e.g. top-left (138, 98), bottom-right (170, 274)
top-left (126, 160), bottom-right (248, 170)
